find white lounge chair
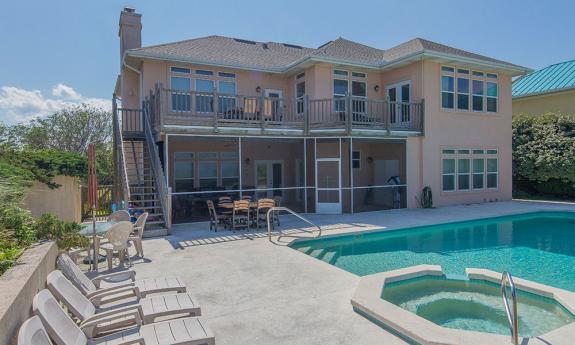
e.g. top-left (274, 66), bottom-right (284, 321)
top-left (32, 289), bottom-right (215, 345)
top-left (57, 254), bottom-right (186, 305)
top-left (47, 270), bottom-right (201, 336)
top-left (18, 315), bottom-right (53, 345)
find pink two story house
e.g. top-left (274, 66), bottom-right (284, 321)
top-left (113, 8), bottom-right (530, 232)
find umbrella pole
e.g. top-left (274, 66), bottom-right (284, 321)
top-left (92, 208), bottom-right (97, 271)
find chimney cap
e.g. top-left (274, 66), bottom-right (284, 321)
top-left (123, 7), bottom-right (136, 13)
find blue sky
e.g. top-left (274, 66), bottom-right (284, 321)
top-left (1, 0), bottom-right (574, 123)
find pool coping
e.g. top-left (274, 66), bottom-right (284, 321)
top-left (351, 265), bottom-right (575, 345)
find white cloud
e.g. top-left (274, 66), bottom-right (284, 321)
top-left (0, 84), bottom-right (111, 124)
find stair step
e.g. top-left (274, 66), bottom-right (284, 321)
top-left (131, 205), bottom-right (162, 210)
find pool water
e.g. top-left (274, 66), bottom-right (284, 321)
top-left (290, 212), bottom-right (575, 291)
top-left (382, 276), bottom-right (575, 337)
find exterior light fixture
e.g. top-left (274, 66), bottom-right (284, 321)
top-left (374, 85), bottom-right (380, 92)
top-left (256, 86), bottom-right (262, 93)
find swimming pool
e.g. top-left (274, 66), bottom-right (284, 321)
top-left (290, 211), bottom-right (575, 291)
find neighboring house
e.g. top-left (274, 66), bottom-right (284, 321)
top-left (113, 8), bottom-right (530, 230)
top-left (512, 59), bottom-right (575, 116)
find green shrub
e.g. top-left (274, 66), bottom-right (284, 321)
top-left (513, 113), bottom-right (575, 198)
top-left (33, 214), bottom-right (88, 250)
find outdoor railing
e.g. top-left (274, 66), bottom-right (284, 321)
top-left (125, 84), bottom-right (424, 136)
top-left (143, 96), bottom-right (172, 230)
top-left (112, 96), bottom-right (131, 207)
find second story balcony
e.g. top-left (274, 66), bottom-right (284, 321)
top-left (123, 86), bottom-right (424, 138)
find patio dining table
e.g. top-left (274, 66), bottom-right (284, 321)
top-left (80, 221), bottom-right (116, 236)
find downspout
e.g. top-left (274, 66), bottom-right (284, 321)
top-left (122, 53), bottom-right (143, 107)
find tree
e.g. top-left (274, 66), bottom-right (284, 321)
top-left (19, 104), bottom-right (112, 154)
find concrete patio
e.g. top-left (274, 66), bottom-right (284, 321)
top-left (128, 200), bottom-right (575, 345)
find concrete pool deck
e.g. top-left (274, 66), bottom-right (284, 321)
top-left (130, 200), bottom-right (575, 345)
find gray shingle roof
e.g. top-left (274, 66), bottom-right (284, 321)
top-left (128, 35), bottom-right (527, 72)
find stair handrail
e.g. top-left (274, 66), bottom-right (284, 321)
top-left (142, 98), bottom-right (172, 230)
top-left (112, 96), bottom-right (131, 204)
top-left (501, 271), bottom-right (519, 345)
top-left (266, 207), bottom-right (321, 241)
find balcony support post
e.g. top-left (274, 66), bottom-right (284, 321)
top-left (304, 95), bottom-right (310, 135)
top-left (385, 96), bottom-right (391, 135)
top-left (213, 90), bottom-right (219, 133)
top-left (259, 92), bottom-right (266, 131)
top-left (345, 94), bottom-right (352, 135)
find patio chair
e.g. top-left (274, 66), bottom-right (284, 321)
top-left (129, 212), bottom-right (148, 257)
top-left (32, 289), bottom-right (215, 345)
top-left (18, 316), bottom-right (53, 345)
top-left (241, 195), bottom-right (252, 201)
top-left (57, 254), bottom-right (186, 305)
top-left (232, 199), bottom-right (250, 231)
top-left (218, 196), bottom-right (232, 205)
top-left (98, 221), bottom-right (134, 270)
top-left (206, 200), bottom-right (229, 231)
top-left (47, 270), bottom-right (201, 336)
top-left (255, 198), bottom-right (275, 230)
top-left (106, 210), bottom-right (131, 223)
top-left (273, 195), bottom-right (282, 226)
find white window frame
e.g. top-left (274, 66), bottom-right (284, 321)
top-left (170, 76), bottom-right (192, 112)
top-left (441, 66), bottom-right (498, 114)
top-left (441, 147), bottom-right (498, 193)
top-left (295, 75), bottom-right (306, 115)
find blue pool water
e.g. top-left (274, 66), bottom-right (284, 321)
top-left (290, 212), bottom-right (575, 291)
top-left (382, 276), bottom-right (575, 337)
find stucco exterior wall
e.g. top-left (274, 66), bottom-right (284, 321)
top-left (512, 89), bottom-right (575, 116)
top-left (23, 175), bottom-right (82, 222)
top-left (417, 60), bottom-right (513, 207)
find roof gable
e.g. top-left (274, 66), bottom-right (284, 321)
top-left (513, 60), bottom-right (575, 98)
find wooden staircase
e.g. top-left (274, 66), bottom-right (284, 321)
top-left (123, 139), bottom-right (168, 237)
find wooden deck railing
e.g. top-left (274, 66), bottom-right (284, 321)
top-left (125, 84), bottom-right (424, 136)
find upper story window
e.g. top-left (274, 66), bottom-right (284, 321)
top-left (352, 72), bottom-right (366, 78)
top-left (218, 72), bottom-right (236, 78)
top-left (170, 77), bottom-right (191, 112)
top-left (296, 77), bottom-right (305, 115)
top-left (441, 66), bottom-right (498, 113)
top-left (333, 69), bottom-right (349, 77)
top-left (171, 66), bottom-right (191, 74)
top-left (196, 70), bottom-right (214, 76)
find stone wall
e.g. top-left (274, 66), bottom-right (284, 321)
top-left (0, 241), bottom-right (58, 345)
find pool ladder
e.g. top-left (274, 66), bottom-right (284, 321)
top-left (501, 271), bottom-right (519, 345)
top-left (266, 207), bottom-right (322, 241)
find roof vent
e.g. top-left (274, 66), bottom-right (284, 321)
top-left (283, 43), bottom-right (302, 49)
top-left (234, 38), bottom-right (257, 45)
top-left (123, 7), bottom-right (136, 13)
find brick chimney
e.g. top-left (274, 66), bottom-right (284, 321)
top-left (119, 7), bottom-right (141, 61)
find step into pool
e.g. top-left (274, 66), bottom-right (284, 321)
top-left (290, 211), bottom-right (575, 291)
top-left (381, 276), bottom-right (575, 337)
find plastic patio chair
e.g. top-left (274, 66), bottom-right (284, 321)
top-left (106, 210), bottom-right (131, 223)
top-left (32, 289), bottom-right (215, 345)
top-left (99, 221), bottom-right (134, 270)
top-left (129, 212), bottom-right (148, 257)
top-left (56, 253), bottom-right (186, 305)
top-left (47, 270), bottom-right (201, 337)
top-left (18, 316), bottom-right (53, 345)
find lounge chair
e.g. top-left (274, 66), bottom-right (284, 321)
top-left (130, 212), bottom-right (148, 257)
top-left (18, 316), bottom-right (53, 345)
top-left (57, 254), bottom-right (186, 305)
top-left (32, 289), bottom-right (215, 345)
top-left (47, 270), bottom-right (201, 336)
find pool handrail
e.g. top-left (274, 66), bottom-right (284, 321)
top-left (501, 271), bottom-right (519, 345)
top-left (266, 207), bottom-right (321, 241)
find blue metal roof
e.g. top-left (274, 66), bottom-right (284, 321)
top-left (512, 59), bottom-right (575, 98)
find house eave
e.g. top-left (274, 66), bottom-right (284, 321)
top-left (512, 85), bottom-right (575, 100)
